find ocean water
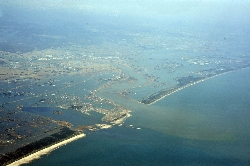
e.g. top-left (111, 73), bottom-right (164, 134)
top-left (26, 68), bottom-right (250, 166)
top-left (1, 2), bottom-right (250, 166)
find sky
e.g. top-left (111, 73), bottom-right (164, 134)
top-left (0, 0), bottom-right (250, 30)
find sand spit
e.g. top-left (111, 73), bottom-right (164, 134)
top-left (8, 133), bottom-right (85, 166)
top-left (143, 70), bottom-right (237, 105)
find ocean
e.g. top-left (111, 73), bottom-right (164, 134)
top-left (1, 2), bottom-right (250, 166)
top-left (26, 68), bottom-right (250, 166)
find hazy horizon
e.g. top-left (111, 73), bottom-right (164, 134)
top-left (1, 1), bottom-right (250, 165)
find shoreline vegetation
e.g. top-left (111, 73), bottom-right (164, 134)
top-left (0, 127), bottom-right (85, 166)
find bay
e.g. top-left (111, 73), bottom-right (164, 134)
top-left (26, 68), bottom-right (250, 165)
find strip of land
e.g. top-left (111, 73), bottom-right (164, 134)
top-left (0, 127), bottom-right (84, 166)
top-left (8, 133), bottom-right (85, 166)
top-left (141, 67), bottom-right (246, 105)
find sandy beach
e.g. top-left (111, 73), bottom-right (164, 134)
top-left (8, 133), bottom-right (86, 166)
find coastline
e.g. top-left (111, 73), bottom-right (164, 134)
top-left (141, 68), bottom-right (242, 105)
top-left (8, 133), bottom-right (85, 166)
